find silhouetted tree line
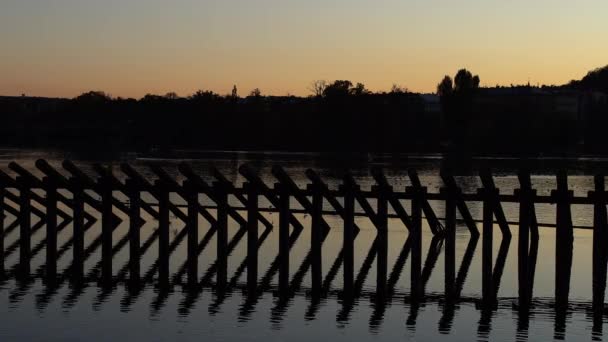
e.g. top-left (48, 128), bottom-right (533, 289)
top-left (0, 66), bottom-right (607, 156)
top-left (568, 65), bottom-right (608, 94)
top-left (435, 67), bottom-right (608, 155)
top-left (0, 82), bottom-right (435, 154)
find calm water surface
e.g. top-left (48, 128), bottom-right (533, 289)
top-left (0, 149), bottom-right (607, 341)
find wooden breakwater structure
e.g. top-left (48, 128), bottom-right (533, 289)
top-left (0, 159), bottom-right (607, 333)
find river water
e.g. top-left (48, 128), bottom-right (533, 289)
top-left (0, 149), bottom-right (607, 341)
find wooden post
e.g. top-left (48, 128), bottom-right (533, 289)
top-left (374, 184), bottom-right (389, 298)
top-left (591, 175), bottom-right (607, 317)
top-left (341, 179), bottom-right (356, 295)
top-left (245, 182), bottom-right (258, 290)
top-left (0, 185), bottom-right (4, 276)
top-left (516, 186), bottom-right (532, 309)
top-left (63, 161), bottom-right (125, 223)
top-left (441, 171), bottom-right (480, 237)
top-left (36, 159), bottom-right (95, 223)
top-left (185, 180), bottom-right (199, 287)
top-left (307, 169), bottom-right (363, 233)
top-left (157, 180), bottom-right (170, 288)
top-left (18, 176), bottom-right (31, 278)
top-left (273, 166), bottom-right (330, 232)
top-left (100, 173), bottom-right (113, 285)
top-left (310, 182), bottom-right (323, 295)
top-left (214, 182), bottom-right (228, 289)
top-left (518, 168), bottom-right (538, 304)
top-left (552, 173), bottom-right (572, 341)
top-left (408, 169), bottom-right (443, 235)
top-left (44, 177), bottom-right (57, 281)
top-left (126, 179), bottom-right (141, 285)
top-left (239, 164), bottom-right (303, 232)
top-left (408, 185), bottom-right (422, 300)
top-left (554, 171), bottom-right (573, 313)
top-left (212, 167), bottom-right (272, 229)
top-left (97, 164), bottom-right (159, 221)
top-left (71, 178), bottom-right (84, 282)
top-left (481, 188), bottom-right (494, 307)
top-left (121, 163), bottom-right (184, 219)
top-left (276, 183), bottom-right (290, 294)
top-left (442, 187), bottom-right (456, 299)
top-left (480, 169), bottom-right (511, 238)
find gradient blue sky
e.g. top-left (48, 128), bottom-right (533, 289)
top-left (1, 0), bottom-right (607, 98)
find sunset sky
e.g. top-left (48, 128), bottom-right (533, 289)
top-left (1, 0), bottom-right (607, 98)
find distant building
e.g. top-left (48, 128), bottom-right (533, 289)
top-left (0, 95), bottom-right (65, 115)
top-left (467, 87), bottom-right (593, 149)
top-left (475, 87), bottom-right (580, 119)
top-left (421, 94), bottom-right (440, 112)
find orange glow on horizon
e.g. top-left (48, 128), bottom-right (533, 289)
top-left (1, 0), bottom-right (606, 98)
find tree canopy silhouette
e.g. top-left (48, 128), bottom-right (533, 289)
top-left (74, 91), bottom-right (111, 103)
top-left (437, 69), bottom-right (480, 145)
top-left (322, 80), bottom-right (370, 98)
top-left (569, 65), bottom-right (608, 94)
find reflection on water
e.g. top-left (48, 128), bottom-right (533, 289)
top-left (0, 150), bottom-right (608, 341)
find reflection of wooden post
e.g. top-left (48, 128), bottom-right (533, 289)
top-left (44, 177), bottom-right (57, 280)
top-left (309, 183), bottom-right (323, 294)
top-left (481, 188), bottom-right (494, 306)
top-left (276, 183), bottom-right (290, 294)
top-left (18, 177), bottom-right (31, 278)
top-left (408, 185), bottom-right (422, 300)
top-left (126, 179), bottom-right (141, 284)
top-left (374, 185), bottom-right (389, 298)
top-left (185, 180), bottom-right (199, 287)
top-left (244, 182), bottom-right (258, 290)
top-left (214, 182), bottom-right (228, 289)
top-left (442, 187), bottom-right (456, 299)
top-left (591, 175), bottom-right (607, 318)
top-left (157, 181), bottom-right (170, 288)
top-left (71, 179), bottom-right (84, 281)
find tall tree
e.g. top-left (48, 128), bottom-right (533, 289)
top-left (437, 69), bottom-right (480, 145)
top-left (309, 80), bottom-right (327, 97)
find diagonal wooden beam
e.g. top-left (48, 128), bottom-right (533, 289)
top-left (92, 163), bottom-right (159, 221)
top-left (152, 165), bottom-right (219, 225)
top-left (272, 166), bottom-right (331, 232)
top-left (238, 164), bottom-right (304, 231)
top-left (120, 163), bottom-right (187, 222)
top-left (212, 166), bottom-right (272, 229)
top-left (306, 169), bottom-right (362, 232)
top-left (344, 172), bottom-right (381, 228)
top-left (371, 167), bottom-right (414, 231)
top-left (480, 168), bottom-right (511, 238)
top-left (408, 169), bottom-right (444, 234)
top-left (440, 170), bottom-right (479, 237)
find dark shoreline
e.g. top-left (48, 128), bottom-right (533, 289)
top-left (4, 146), bottom-right (608, 175)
